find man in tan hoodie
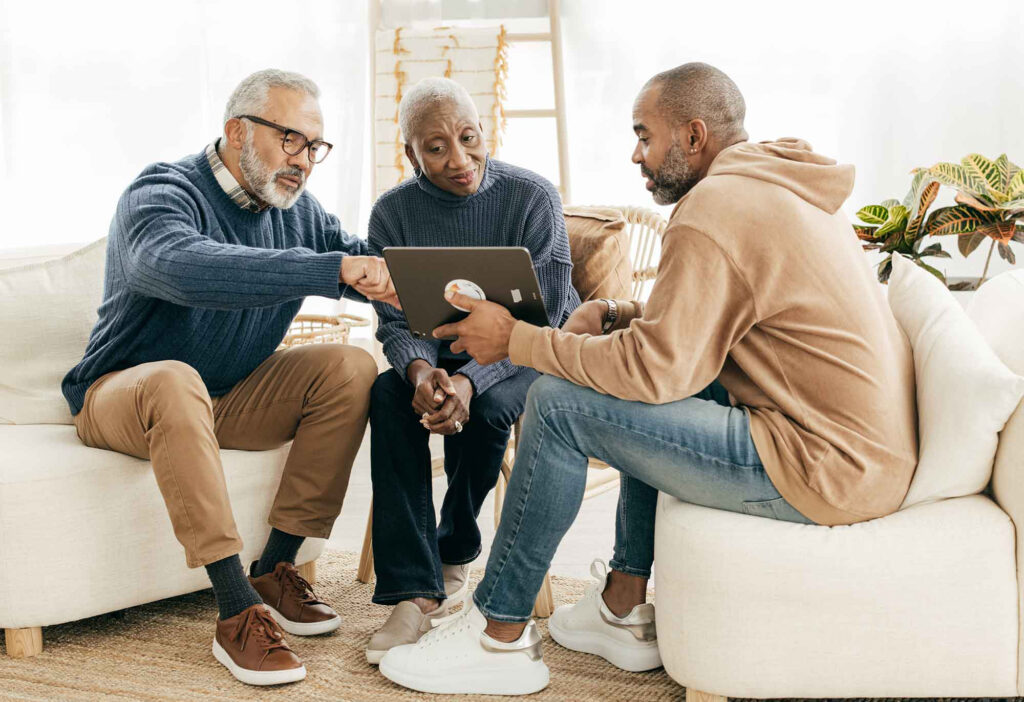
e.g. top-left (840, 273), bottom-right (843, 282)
top-left (376, 63), bottom-right (918, 696)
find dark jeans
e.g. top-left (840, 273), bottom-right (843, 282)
top-left (370, 364), bottom-right (540, 605)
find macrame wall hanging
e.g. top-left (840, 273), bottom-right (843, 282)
top-left (374, 25), bottom-right (509, 198)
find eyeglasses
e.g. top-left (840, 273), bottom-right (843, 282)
top-left (237, 115), bottom-right (333, 164)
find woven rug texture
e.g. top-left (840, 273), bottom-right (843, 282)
top-left (1, 550), bottom-right (1021, 702)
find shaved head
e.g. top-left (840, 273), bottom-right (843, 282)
top-left (641, 62), bottom-right (746, 143)
top-left (399, 77), bottom-right (479, 142)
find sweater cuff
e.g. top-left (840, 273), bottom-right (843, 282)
top-left (509, 321), bottom-right (542, 368)
top-left (309, 251), bottom-right (345, 299)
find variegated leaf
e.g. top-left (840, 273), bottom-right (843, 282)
top-left (929, 162), bottom-right (987, 197)
top-left (975, 220), bottom-right (1017, 243)
top-left (998, 242), bottom-right (1016, 265)
top-left (999, 197), bottom-right (1024, 215)
top-left (855, 205), bottom-right (889, 225)
top-left (923, 205), bottom-right (983, 236)
top-left (880, 198), bottom-right (900, 210)
top-left (917, 242), bottom-right (951, 259)
top-left (1009, 170), bottom-right (1024, 198)
top-left (907, 181), bottom-right (940, 239)
top-left (915, 260), bottom-right (946, 283)
top-left (962, 154), bottom-right (1006, 198)
top-left (954, 191), bottom-right (999, 212)
top-left (853, 224), bottom-right (879, 241)
top-left (994, 154), bottom-right (1020, 189)
top-left (958, 231), bottom-right (986, 257)
top-left (877, 256), bottom-right (893, 284)
top-left (876, 205), bottom-right (909, 238)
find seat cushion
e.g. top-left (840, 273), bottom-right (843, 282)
top-left (654, 493), bottom-right (1018, 698)
top-left (564, 206), bottom-right (632, 302)
top-left (0, 425), bottom-right (322, 629)
top-left (0, 239), bottom-right (107, 425)
top-left (887, 254), bottom-right (1024, 507)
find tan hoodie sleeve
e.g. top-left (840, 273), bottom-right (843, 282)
top-left (508, 224), bottom-right (757, 403)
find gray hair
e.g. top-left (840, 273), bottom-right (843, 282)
top-left (398, 77), bottom-right (478, 141)
top-left (223, 69), bottom-right (321, 125)
top-left (644, 63), bottom-right (746, 142)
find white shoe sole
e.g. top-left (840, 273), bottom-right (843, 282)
top-left (264, 605), bottom-right (341, 636)
top-left (379, 657), bottom-right (549, 695)
top-left (212, 638), bottom-right (307, 686)
top-left (548, 615), bottom-right (662, 672)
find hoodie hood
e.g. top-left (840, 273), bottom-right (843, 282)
top-left (705, 138), bottom-right (854, 215)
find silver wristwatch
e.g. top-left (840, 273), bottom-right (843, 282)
top-left (600, 298), bottom-right (618, 334)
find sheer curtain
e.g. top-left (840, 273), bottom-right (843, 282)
top-left (559, 0), bottom-right (1024, 279)
top-left (0, 0), bottom-right (368, 251)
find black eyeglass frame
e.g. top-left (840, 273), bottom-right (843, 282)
top-left (237, 114), bottom-right (334, 163)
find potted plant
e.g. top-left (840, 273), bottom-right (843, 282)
top-left (853, 171), bottom-right (949, 283)
top-left (915, 154), bottom-right (1024, 289)
top-left (854, 153), bottom-right (1024, 289)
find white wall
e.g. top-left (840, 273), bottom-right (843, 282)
top-left (559, 0), bottom-right (1024, 279)
top-left (0, 0), bottom-right (368, 250)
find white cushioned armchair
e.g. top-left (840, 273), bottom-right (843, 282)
top-left (0, 241), bottom-right (323, 658)
top-left (655, 263), bottom-right (1024, 700)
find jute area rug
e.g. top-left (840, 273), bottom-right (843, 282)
top-left (1, 550), bottom-right (1020, 702)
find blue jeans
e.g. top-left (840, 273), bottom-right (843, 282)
top-left (473, 375), bottom-right (811, 622)
top-left (370, 364), bottom-right (540, 605)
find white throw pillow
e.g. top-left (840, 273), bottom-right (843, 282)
top-left (0, 239), bottom-right (106, 424)
top-left (888, 254), bottom-right (1024, 507)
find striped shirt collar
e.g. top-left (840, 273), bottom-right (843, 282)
top-left (205, 139), bottom-right (269, 213)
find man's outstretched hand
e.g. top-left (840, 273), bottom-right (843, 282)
top-left (432, 291), bottom-right (517, 365)
top-left (341, 256), bottom-right (401, 309)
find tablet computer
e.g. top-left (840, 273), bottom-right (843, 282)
top-left (382, 246), bottom-right (548, 341)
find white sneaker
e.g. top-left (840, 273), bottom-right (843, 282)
top-left (378, 601), bottom-right (550, 695)
top-left (548, 560), bottom-right (662, 672)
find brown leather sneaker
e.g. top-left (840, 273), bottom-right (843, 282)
top-left (249, 561), bottom-right (341, 636)
top-left (212, 604), bottom-right (306, 686)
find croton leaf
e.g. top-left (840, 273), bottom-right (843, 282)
top-left (917, 242), bottom-right (951, 259)
top-left (998, 242), bottom-right (1017, 265)
top-left (907, 181), bottom-right (940, 239)
top-left (876, 205), bottom-right (909, 238)
top-left (877, 256), bottom-right (893, 284)
top-left (853, 224), bottom-right (879, 241)
top-left (962, 154), bottom-right (1008, 201)
top-left (929, 162), bottom-right (988, 198)
top-left (915, 259), bottom-right (946, 283)
top-left (958, 231), bottom-right (987, 257)
top-left (994, 153), bottom-right (1020, 190)
top-left (1009, 170), bottom-right (1024, 198)
top-left (954, 191), bottom-right (999, 212)
top-left (856, 205), bottom-right (889, 225)
top-left (999, 197), bottom-right (1024, 214)
top-left (880, 198), bottom-right (900, 210)
top-left (924, 205), bottom-right (984, 236)
top-left (975, 220), bottom-right (1018, 243)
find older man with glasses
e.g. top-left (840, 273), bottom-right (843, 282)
top-left (62, 69), bottom-right (398, 686)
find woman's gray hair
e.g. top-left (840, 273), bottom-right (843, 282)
top-left (223, 69), bottom-right (321, 124)
top-left (398, 77), bottom-right (478, 141)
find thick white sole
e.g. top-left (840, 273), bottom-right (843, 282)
top-left (379, 656), bottom-right (549, 695)
top-left (264, 605), bottom-right (341, 636)
top-left (548, 616), bottom-right (662, 672)
top-left (212, 638), bottom-right (306, 686)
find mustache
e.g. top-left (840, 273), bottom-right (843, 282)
top-left (275, 168), bottom-right (305, 185)
top-left (640, 165), bottom-right (655, 180)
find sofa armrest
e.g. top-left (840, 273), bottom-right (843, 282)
top-left (991, 397), bottom-right (1024, 695)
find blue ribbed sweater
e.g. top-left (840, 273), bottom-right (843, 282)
top-left (369, 158), bottom-right (580, 395)
top-left (62, 149), bottom-right (368, 415)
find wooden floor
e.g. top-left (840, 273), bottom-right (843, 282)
top-left (327, 431), bottom-right (620, 581)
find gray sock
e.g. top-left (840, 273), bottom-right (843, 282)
top-left (205, 554), bottom-right (263, 620)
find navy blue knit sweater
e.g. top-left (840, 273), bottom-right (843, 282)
top-left (62, 149), bottom-right (367, 415)
top-left (369, 158), bottom-right (580, 395)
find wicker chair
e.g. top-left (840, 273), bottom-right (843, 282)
top-left (356, 205), bottom-right (669, 618)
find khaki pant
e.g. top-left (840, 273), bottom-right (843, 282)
top-left (74, 343), bottom-right (377, 568)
